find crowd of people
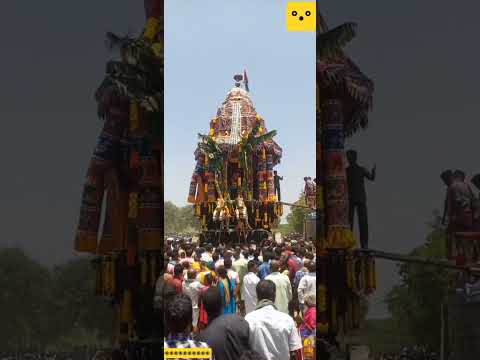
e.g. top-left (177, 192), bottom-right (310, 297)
top-left (157, 233), bottom-right (317, 360)
top-left (441, 169), bottom-right (480, 263)
top-left (378, 345), bottom-right (438, 360)
top-left (0, 350), bottom-right (97, 360)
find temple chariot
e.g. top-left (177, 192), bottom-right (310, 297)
top-left (188, 74), bottom-right (283, 245)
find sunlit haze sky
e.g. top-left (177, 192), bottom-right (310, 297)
top-left (164, 0), bottom-right (316, 213)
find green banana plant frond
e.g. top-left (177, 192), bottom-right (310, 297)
top-left (250, 130), bottom-right (277, 146)
top-left (317, 22), bottom-right (357, 59)
top-left (197, 133), bottom-right (223, 174)
top-left (103, 31), bottom-right (163, 113)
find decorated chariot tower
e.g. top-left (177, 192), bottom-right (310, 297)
top-left (188, 74), bottom-right (283, 242)
top-left (74, 0), bottom-right (163, 349)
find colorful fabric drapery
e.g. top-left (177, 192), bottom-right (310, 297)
top-left (322, 99), bottom-right (355, 249)
top-left (316, 11), bottom-right (375, 339)
top-left (76, 0), bottom-right (163, 346)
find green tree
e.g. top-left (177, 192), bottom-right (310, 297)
top-left (164, 201), bottom-right (200, 234)
top-left (164, 201), bottom-right (180, 233)
top-left (0, 248), bottom-right (55, 350)
top-left (286, 193), bottom-right (310, 233)
top-left (51, 259), bottom-right (114, 343)
top-left (386, 211), bottom-right (456, 348)
top-left (0, 248), bottom-right (114, 351)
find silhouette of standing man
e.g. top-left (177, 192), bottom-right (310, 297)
top-left (274, 171), bottom-right (283, 201)
top-left (346, 150), bottom-right (376, 249)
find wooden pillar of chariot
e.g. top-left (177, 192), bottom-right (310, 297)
top-left (316, 12), bottom-right (377, 337)
top-left (188, 74), bottom-right (283, 243)
top-left (74, 0), bottom-right (163, 348)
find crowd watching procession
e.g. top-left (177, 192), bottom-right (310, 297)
top-left (156, 233), bottom-right (317, 360)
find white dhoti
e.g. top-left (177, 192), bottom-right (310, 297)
top-left (192, 306), bottom-right (200, 327)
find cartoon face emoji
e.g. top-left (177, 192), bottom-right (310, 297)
top-left (286, 2), bottom-right (316, 32)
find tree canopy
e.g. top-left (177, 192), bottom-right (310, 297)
top-left (164, 201), bottom-right (200, 234)
top-left (0, 248), bottom-right (113, 351)
top-left (386, 211), bottom-right (456, 348)
top-left (286, 193), bottom-right (310, 233)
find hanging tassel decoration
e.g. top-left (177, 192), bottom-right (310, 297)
top-left (111, 255), bottom-right (117, 296)
top-left (150, 255), bottom-right (157, 288)
top-left (128, 192), bottom-right (139, 219)
top-left (129, 101), bottom-right (140, 131)
top-left (330, 299), bottom-right (337, 334)
top-left (94, 259), bottom-right (102, 296)
top-left (141, 255), bottom-right (148, 285)
top-left (143, 17), bottom-right (160, 41)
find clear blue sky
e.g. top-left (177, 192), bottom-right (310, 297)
top-left (164, 0), bottom-right (316, 209)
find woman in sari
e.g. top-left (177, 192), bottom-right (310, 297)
top-left (217, 266), bottom-right (236, 314)
top-left (198, 273), bottom-right (214, 331)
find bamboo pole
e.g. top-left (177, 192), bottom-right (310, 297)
top-left (357, 249), bottom-right (480, 275)
top-left (279, 201), bottom-right (312, 209)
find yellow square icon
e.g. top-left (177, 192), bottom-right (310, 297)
top-left (286, 2), bottom-right (316, 32)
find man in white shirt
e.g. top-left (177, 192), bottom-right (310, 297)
top-left (265, 260), bottom-right (292, 314)
top-left (201, 244), bottom-right (213, 263)
top-left (245, 280), bottom-right (302, 360)
top-left (298, 261), bottom-right (316, 312)
top-left (182, 269), bottom-right (204, 330)
top-left (242, 260), bottom-right (260, 314)
top-left (233, 248), bottom-right (249, 285)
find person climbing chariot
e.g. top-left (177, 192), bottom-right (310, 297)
top-left (345, 149), bottom-right (376, 249)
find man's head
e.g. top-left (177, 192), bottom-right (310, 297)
top-left (453, 169), bottom-right (466, 181)
top-left (204, 272), bottom-right (213, 286)
top-left (472, 174), bottom-right (480, 191)
top-left (224, 258), bottom-right (232, 269)
top-left (247, 260), bottom-right (257, 274)
top-left (173, 263), bottom-right (184, 278)
top-left (304, 292), bottom-right (316, 308)
top-left (274, 171), bottom-right (277, 175)
top-left (202, 286), bottom-right (223, 319)
top-left (307, 261), bottom-right (316, 273)
top-left (270, 260), bottom-right (280, 273)
top-left (302, 259), bottom-right (311, 270)
top-left (256, 280), bottom-right (276, 302)
top-left (217, 265), bottom-right (227, 279)
top-left (172, 249), bottom-right (179, 260)
top-left (187, 269), bottom-right (197, 280)
top-left (165, 293), bottom-right (193, 335)
top-left (440, 170), bottom-right (453, 187)
top-left (346, 149), bottom-right (357, 164)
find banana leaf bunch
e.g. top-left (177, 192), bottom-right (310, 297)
top-left (317, 22), bottom-right (357, 60)
top-left (197, 134), bottom-right (223, 173)
top-left (317, 12), bottom-right (373, 137)
top-left (103, 32), bottom-right (163, 113)
top-left (197, 134), bottom-right (225, 195)
top-left (238, 123), bottom-right (277, 196)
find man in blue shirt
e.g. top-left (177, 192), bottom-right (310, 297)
top-left (257, 251), bottom-right (272, 280)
